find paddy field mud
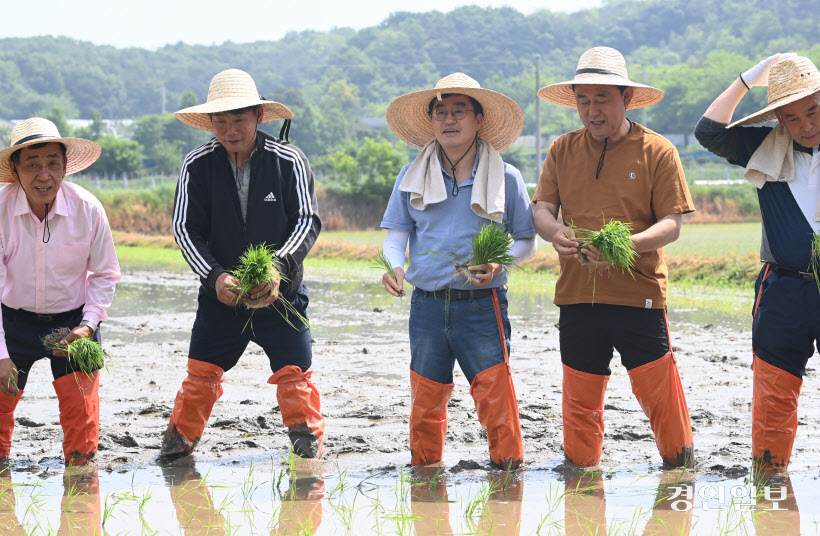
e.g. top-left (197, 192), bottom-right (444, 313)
top-left (3, 269), bottom-right (820, 534)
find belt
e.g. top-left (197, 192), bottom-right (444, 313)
top-left (771, 264), bottom-right (815, 281)
top-left (416, 288), bottom-right (495, 301)
top-left (1, 304), bottom-right (84, 323)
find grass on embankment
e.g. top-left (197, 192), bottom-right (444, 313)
top-left (113, 222), bottom-right (766, 288)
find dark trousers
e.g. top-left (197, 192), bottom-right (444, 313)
top-left (753, 267), bottom-right (820, 378)
top-left (559, 303), bottom-right (670, 375)
top-left (187, 286), bottom-right (313, 373)
top-left (1, 304), bottom-right (102, 391)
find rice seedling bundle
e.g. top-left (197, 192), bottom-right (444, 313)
top-left (810, 232), bottom-right (820, 294)
top-left (54, 337), bottom-right (105, 374)
top-left (230, 244), bottom-right (282, 310)
top-left (230, 244), bottom-right (310, 331)
top-left (373, 249), bottom-right (405, 297)
top-left (570, 219), bottom-right (637, 276)
top-left (421, 223), bottom-right (517, 286)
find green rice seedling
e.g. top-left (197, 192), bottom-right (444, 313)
top-left (53, 336), bottom-right (105, 375)
top-left (102, 492), bottom-right (125, 526)
top-left (569, 218), bottom-right (638, 276)
top-left (230, 244), bottom-right (311, 333)
top-left (810, 232), bottom-right (820, 293)
top-left (373, 248), bottom-right (405, 297)
top-left (422, 223), bottom-right (517, 287)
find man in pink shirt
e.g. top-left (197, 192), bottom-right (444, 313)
top-left (0, 117), bottom-right (120, 465)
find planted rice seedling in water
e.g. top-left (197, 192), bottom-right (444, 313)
top-left (230, 244), bottom-right (311, 332)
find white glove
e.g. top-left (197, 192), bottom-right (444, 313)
top-left (741, 53), bottom-right (798, 88)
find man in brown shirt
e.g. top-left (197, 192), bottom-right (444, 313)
top-left (533, 47), bottom-right (695, 468)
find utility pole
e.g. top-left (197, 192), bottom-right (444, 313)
top-left (161, 82), bottom-right (167, 114)
top-left (535, 54), bottom-right (542, 170)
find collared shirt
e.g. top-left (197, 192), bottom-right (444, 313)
top-left (381, 150), bottom-right (535, 292)
top-left (0, 181), bottom-right (121, 360)
top-left (228, 148), bottom-right (257, 222)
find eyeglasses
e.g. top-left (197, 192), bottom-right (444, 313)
top-left (431, 108), bottom-right (474, 122)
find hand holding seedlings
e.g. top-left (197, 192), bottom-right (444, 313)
top-left (550, 226), bottom-right (580, 260)
top-left (215, 272), bottom-right (244, 306)
top-left (580, 243), bottom-right (613, 273)
top-left (51, 324), bottom-right (95, 357)
top-left (382, 267), bottom-right (406, 297)
top-left (0, 359), bottom-right (19, 397)
top-left (374, 248), bottom-right (406, 297)
top-left (467, 262), bottom-right (503, 286)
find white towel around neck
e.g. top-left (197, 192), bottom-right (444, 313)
top-left (744, 124), bottom-right (820, 221)
top-left (399, 139), bottom-right (506, 223)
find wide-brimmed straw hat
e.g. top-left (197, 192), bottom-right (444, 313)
top-left (386, 72), bottom-right (524, 152)
top-left (728, 56), bottom-right (820, 128)
top-left (175, 69), bottom-right (294, 131)
top-left (0, 117), bottom-right (101, 184)
top-left (538, 47), bottom-right (664, 110)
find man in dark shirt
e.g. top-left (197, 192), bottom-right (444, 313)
top-left (695, 54), bottom-right (820, 470)
top-left (162, 69), bottom-right (323, 461)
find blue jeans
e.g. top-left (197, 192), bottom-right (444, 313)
top-left (409, 288), bottom-right (511, 385)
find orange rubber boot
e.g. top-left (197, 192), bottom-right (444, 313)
top-left (752, 354), bottom-right (802, 470)
top-left (471, 362), bottom-right (524, 469)
top-left (53, 371), bottom-right (99, 465)
top-left (562, 364), bottom-right (609, 467)
top-left (628, 353), bottom-right (694, 467)
top-left (160, 359), bottom-right (224, 459)
top-left (269, 366), bottom-right (324, 458)
top-left (409, 370), bottom-right (454, 466)
top-left (0, 391), bottom-right (23, 460)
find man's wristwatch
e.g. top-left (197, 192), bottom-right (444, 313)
top-left (79, 320), bottom-right (99, 335)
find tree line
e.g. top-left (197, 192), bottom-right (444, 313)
top-left (0, 0), bottom-right (817, 202)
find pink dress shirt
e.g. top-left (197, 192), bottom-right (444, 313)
top-left (0, 181), bottom-right (121, 361)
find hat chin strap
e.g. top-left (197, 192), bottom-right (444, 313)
top-left (14, 178), bottom-right (53, 243)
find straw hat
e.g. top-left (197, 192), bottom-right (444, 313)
top-left (728, 56), bottom-right (820, 128)
top-left (538, 47), bottom-right (664, 110)
top-left (175, 69), bottom-right (294, 131)
top-left (0, 118), bottom-right (101, 184)
top-left (386, 73), bottom-right (524, 152)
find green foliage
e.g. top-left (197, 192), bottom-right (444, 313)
top-left (321, 138), bottom-right (406, 203)
top-left (230, 244), bottom-right (281, 301)
top-left (469, 224), bottom-right (516, 269)
top-left (54, 337), bottom-right (105, 374)
top-left (571, 219), bottom-right (638, 276)
top-left (90, 135), bottom-right (144, 177)
top-left (229, 244), bottom-right (311, 332)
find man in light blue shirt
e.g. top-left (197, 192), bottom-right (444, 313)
top-left (380, 73), bottom-right (536, 469)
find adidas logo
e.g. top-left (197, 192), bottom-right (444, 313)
top-left (264, 192), bottom-right (277, 202)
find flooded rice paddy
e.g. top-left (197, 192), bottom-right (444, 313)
top-left (3, 269), bottom-right (819, 535)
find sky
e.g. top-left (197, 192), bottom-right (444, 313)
top-left (2, 0), bottom-right (604, 49)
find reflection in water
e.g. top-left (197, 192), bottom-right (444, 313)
top-left (564, 470), bottom-right (695, 536)
top-left (162, 462), bottom-right (226, 536)
top-left (753, 472), bottom-right (800, 536)
top-left (60, 465), bottom-right (101, 535)
top-left (411, 466), bottom-right (453, 535)
top-left (0, 468), bottom-right (23, 535)
top-left (410, 467), bottom-right (524, 536)
top-left (564, 471), bottom-right (607, 535)
top-left (272, 461), bottom-right (325, 536)
top-left (645, 470), bottom-right (694, 536)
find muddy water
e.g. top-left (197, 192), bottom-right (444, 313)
top-left (4, 270), bottom-right (819, 534)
